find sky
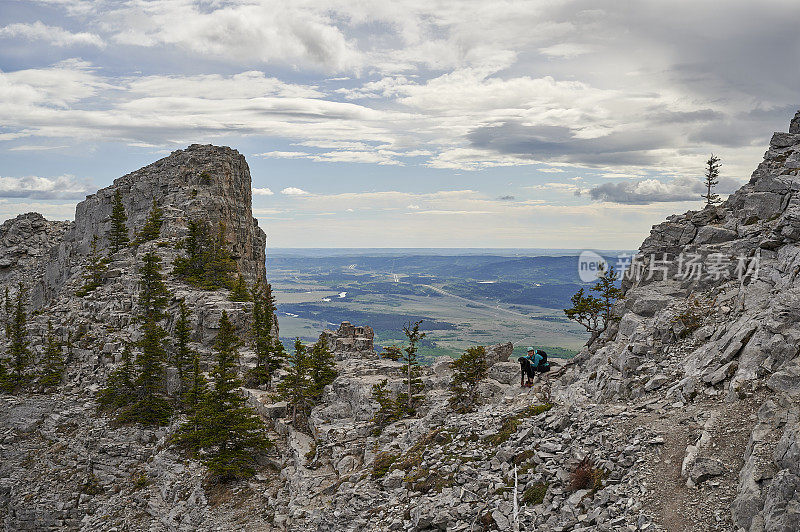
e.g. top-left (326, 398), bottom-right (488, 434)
top-left (1, 0), bottom-right (799, 249)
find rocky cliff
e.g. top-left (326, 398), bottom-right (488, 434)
top-left (559, 112), bottom-right (800, 531)
top-left (3, 116), bottom-right (800, 532)
top-left (36, 144), bottom-right (266, 306)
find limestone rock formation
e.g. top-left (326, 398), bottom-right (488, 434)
top-left (0, 213), bottom-right (68, 282)
top-left (37, 144), bottom-right (266, 306)
top-left (560, 112), bottom-right (800, 531)
top-left (319, 321), bottom-right (375, 359)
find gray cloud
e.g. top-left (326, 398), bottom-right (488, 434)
top-left (468, 122), bottom-right (673, 167)
top-left (498, 195), bottom-right (516, 201)
top-left (588, 176), bottom-right (742, 205)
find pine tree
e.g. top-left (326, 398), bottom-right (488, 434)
top-left (203, 222), bottom-right (236, 290)
top-left (448, 346), bottom-right (488, 413)
top-left (702, 154), bottom-right (722, 206)
top-left (118, 317), bottom-right (172, 425)
top-left (39, 320), bottom-right (65, 389)
top-left (229, 274), bottom-right (251, 302)
top-left (173, 301), bottom-right (194, 391)
top-left (135, 199), bottom-right (164, 243)
top-left (370, 379), bottom-right (401, 431)
top-left (77, 235), bottom-right (107, 296)
top-left (245, 283), bottom-right (285, 389)
top-left (107, 252), bottom-right (172, 424)
top-left (108, 189), bottom-right (130, 254)
top-left (8, 283), bottom-right (31, 389)
top-left (277, 338), bottom-right (314, 426)
top-left (398, 320), bottom-right (425, 415)
top-left (172, 351), bottom-right (209, 453)
top-left (173, 219), bottom-right (210, 285)
top-left (592, 264), bottom-right (622, 330)
top-left (308, 336), bottom-right (337, 400)
top-left (4, 287), bottom-right (11, 339)
top-left (379, 345), bottom-right (402, 361)
top-left (97, 344), bottom-right (135, 410)
top-left (173, 220), bottom-right (236, 290)
top-left (564, 263), bottom-right (621, 345)
top-left (138, 252), bottom-right (170, 321)
top-left (173, 311), bottom-right (271, 481)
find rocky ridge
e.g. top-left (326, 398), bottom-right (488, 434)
top-left (2, 114), bottom-right (800, 531)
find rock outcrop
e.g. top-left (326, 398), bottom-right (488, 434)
top-left (320, 321), bottom-right (375, 359)
top-left (37, 144), bottom-right (266, 306)
top-left (560, 113), bottom-right (800, 531)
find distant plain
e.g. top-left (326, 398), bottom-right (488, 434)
top-left (268, 249), bottom-right (627, 362)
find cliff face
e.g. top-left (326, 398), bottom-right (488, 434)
top-left (0, 213), bottom-right (69, 284)
top-left (37, 144), bottom-right (266, 305)
top-left (562, 114), bottom-right (800, 531)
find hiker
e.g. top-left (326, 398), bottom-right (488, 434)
top-left (518, 348), bottom-right (550, 387)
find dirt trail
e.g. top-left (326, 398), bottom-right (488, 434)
top-left (620, 395), bottom-right (760, 531)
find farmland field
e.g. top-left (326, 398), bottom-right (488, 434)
top-left (267, 248), bottom-right (625, 363)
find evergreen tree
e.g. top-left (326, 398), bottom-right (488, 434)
top-left (135, 199), bottom-right (164, 243)
top-left (118, 317), bottom-right (172, 425)
top-left (370, 379), bottom-right (401, 431)
top-left (172, 351), bottom-right (209, 453)
top-left (593, 264), bottom-right (622, 330)
top-left (308, 336), bottom-right (337, 400)
top-left (173, 219), bottom-right (210, 285)
top-left (173, 311), bottom-right (271, 481)
top-left (138, 252), bottom-right (170, 321)
top-left (173, 220), bottom-right (236, 290)
top-left (245, 283), bottom-right (285, 389)
top-left (39, 320), bottom-right (65, 389)
top-left (173, 301), bottom-right (194, 391)
top-left (203, 222), bottom-right (236, 289)
top-left (564, 263), bottom-right (621, 345)
top-left (398, 320), bottom-right (425, 415)
top-left (564, 288), bottom-right (603, 344)
top-left (97, 344), bottom-right (135, 410)
top-left (0, 356), bottom-right (9, 392)
top-left (277, 338), bottom-right (314, 426)
top-left (229, 274), bottom-right (251, 301)
top-left (4, 287), bottom-right (12, 339)
top-left (379, 345), bottom-right (402, 361)
top-left (103, 252), bottom-right (172, 424)
top-left (448, 346), bottom-right (488, 413)
top-left (108, 189), bottom-right (130, 253)
top-left (702, 154), bottom-right (722, 206)
top-left (7, 283), bottom-right (30, 388)
top-left (77, 235), bottom-right (107, 296)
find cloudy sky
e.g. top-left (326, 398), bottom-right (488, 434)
top-left (1, 1), bottom-right (798, 248)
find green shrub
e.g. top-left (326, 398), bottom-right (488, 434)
top-left (522, 482), bottom-right (548, 505)
top-left (372, 452), bottom-right (399, 479)
top-left (484, 403), bottom-right (553, 446)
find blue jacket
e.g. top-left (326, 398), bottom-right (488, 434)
top-left (526, 353), bottom-right (543, 367)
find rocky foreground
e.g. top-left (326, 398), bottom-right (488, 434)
top-left (3, 114), bottom-right (800, 531)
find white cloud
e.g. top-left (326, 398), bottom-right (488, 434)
top-left (0, 21), bottom-right (105, 48)
top-left (0, 174), bottom-right (92, 199)
top-left (252, 187), bottom-right (274, 195)
top-left (106, 1), bottom-right (361, 71)
top-left (281, 187), bottom-right (309, 195)
top-left (255, 151), bottom-right (310, 159)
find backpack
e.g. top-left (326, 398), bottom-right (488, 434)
top-left (536, 350), bottom-right (548, 364)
